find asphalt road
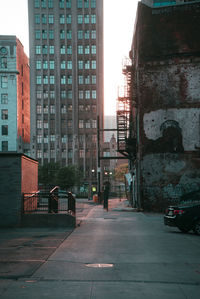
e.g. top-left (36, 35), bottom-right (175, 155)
top-left (0, 198), bottom-right (200, 299)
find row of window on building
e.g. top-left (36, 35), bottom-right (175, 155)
top-left (36, 119), bottom-right (97, 129)
top-left (35, 59), bottom-right (96, 71)
top-left (35, 29), bottom-right (96, 40)
top-left (36, 133), bottom-right (97, 143)
top-left (34, 0), bottom-right (96, 9)
top-left (36, 103), bottom-right (96, 114)
top-left (35, 14), bottom-right (96, 24)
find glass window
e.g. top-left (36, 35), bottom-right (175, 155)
top-left (61, 90), bottom-right (66, 98)
top-left (78, 45), bottom-right (83, 54)
top-left (78, 60), bottom-right (83, 69)
top-left (2, 141), bottom-right (8, 151)
top-left (41, 0), bottom-right (47, 8)
top-left (67, 14), bottom-right (71, 24)
top-left (61, 105), bottom-right (66, 113)
top-left (92, 90), bottom-right (96, 99)
top-left (42, 45), bottom-right (48, 54)
top-left (67, 75), bottom-right (72, 84)
top-left (35, 0), bottom-right (40, 8)
top-left (50, 105), bottom-right (55, 113)
top-left (85, 60), bottom-right (90, 69)
top-left (77, 0), bottom-right (82, 8)
top-left (66, 0), bottom-right (71, 8)
top-left (1, 109), bottom-right (8, 120)
top-left (48, 0), bottom-right (53, 8)
top-left (35, 30), bottom-right (40, 39)
top-left (42, 30), bottom-right (47, 39)
top-left (1, 94), bottom-right (8, 104)
top-left (0, 57), bottom-right (7, 68)
top-left (67, 45), bottom-right (72, 54)
top-left (60, 14), bottom-right (65, 24)
top-left (67, 90), bottom-right (72, 99)
top-left (43, 90), bottom-right (48, 98)
top-left (84, 0), bottom-right (89, 8)
top-left (86, 120), bottom-right (90, 129)
top-left (50, 90), bottom-right (55, 98)
top-left (60, 0), bottom-right (64, 8)
top-left (84, 14), bottom-right (89, 24)
top-left (2, 125), bottom-right (8, 135)
top-left (49, 14), bottom-right (54, 24)
top-left (43, 75), bottom-right (48, 84)
top-left (91, 45), bottom-right (96, 54)
top-left (67, 61), bottom-right (72, 69)
top-left (91, 0), bottom-right (96, 8)
top-left (61, 75), bottom-right (66, 84)
top-left (79, 150), bottom-right (84, 158)
top-left (85, 45), bottom-right (90, 54)
top-left (78, 15), bottom-right (83, 24)
top-left (79, 120), bottom-right (84, 129)
top-left (91, 30), bottom-right (96, 39)
top-left (49, 60), bottom-right (54, 69)
top-left (37, 105), bottom-right (42, 114)
top-left (85, 75), bottom-right (90, 84)
top-left (49, 45), bottom-right (54, 54)
top-left (60, 30), bottom-right (65, 39)
top-left (36, 45), bottom-right (41, 54)
top-left (92, 105), bottom-right (96, 113)
top-left (85, 90), bottom-right (90, 99)
top-left (37, 135), bottom-right (42, 143)
top-left (79, 90), bottom-right (84, 99)
top-left (50, 135), bottom-right (55, 141)
top-left (92, 119), bottom-right (97, 128)
top-left (49, 30), bottom-right (54, 39)
top-left (67, 30), bottom-right (72, 39)
top-left (91, 60), bottom-right (96, 69)
top-left (36, 90), bottom-right (42, 99)
top-left (61, 61), bottom-right (66, 69)
top-left (79, 105), bottom-right (84, 111)
top-left (78, 75), bottom-right (83, 84)
top-left (35, 14), bottom-right (40, 24)
top-left (1, 76), bottom-right (8, 88)
top-left (78, 30), bottom-right (83, 39)
top-left (91, 15), bottom-right (96, 24)
top-left (36, 60), bottom-right (41, 69)
top-left (67, 120), bottom-right (72, 128)
top-left (43, 60), bottom-right (48, 69)
top-left (42, 14), bottom-right (47, 24)
top-left (37, 150), bottom-right (42, 158)
top-left (50, 75), bottom-right (55, 84)
top-left (60, 45), bottom-right (65, 54)
top-left (43, 105), bottom-right (48, 114)
top-left (85, 30), bottom-right (89, 39)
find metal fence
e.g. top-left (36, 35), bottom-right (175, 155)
top-left (22, 187), bottom-right (76, 215)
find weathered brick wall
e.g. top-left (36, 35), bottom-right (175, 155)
top-left (0, 154), bottom-right (21, 227)
top-left (0, 154), bottom-right (38, 227)
top-left (132, 2), bottom-right (200, 210)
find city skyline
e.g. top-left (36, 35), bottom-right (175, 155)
top-left (0, 0), bottom-right (138, 116)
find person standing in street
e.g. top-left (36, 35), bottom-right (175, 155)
top-left (103, 181), bottom-right (110, 211)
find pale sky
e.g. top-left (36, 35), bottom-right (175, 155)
top-left (0, 0), bottom-right (138, 115)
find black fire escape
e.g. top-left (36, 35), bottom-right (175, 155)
top-left (117, 58), bottom-right (136, 159)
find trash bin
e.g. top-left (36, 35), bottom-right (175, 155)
top-left (93, 194), bottom-right (98, 203)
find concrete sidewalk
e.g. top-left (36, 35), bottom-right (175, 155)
top-left (0, 198), bottom-right (200, 299)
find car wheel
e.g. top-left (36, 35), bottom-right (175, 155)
top-left (193, 220), bottom-right (200, 235)
top-left (177, 226), bottom-right (190, 233)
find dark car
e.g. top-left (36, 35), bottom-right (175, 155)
top-left (164, 190), bottom-right (200, 234)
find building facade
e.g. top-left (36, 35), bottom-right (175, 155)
top-left (28, 0), bottom-right (104, 186)
top-left (0, 36), bottom-right (30, 153)
top-left (128, 1), bottom-right (200, 210)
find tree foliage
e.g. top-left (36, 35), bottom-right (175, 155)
top-left (38, 163), bottom-right (80, 191)
top-left (114, 163), bottom-right (128, 183)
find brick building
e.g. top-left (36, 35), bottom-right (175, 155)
top-left (0, 36), bottom-right (30, 154)
top-left (129, 0), bottom-right (200, 210)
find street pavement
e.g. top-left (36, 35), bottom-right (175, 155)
top-left (0, 198), bottom-right (200, 298)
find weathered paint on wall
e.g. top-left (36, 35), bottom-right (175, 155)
top-left (143, 108), bottom-right (200, 151)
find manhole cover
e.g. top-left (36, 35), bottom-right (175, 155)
top-left (85, 263), bottom-right (114, 268)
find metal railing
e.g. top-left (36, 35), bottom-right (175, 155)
top-left (22, 187), bottom-right (76, 215)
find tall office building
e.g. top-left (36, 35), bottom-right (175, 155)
top-left (28, 0), bottom-right (104, 185)
top-left (0, 36), bottom-right (30, 153)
